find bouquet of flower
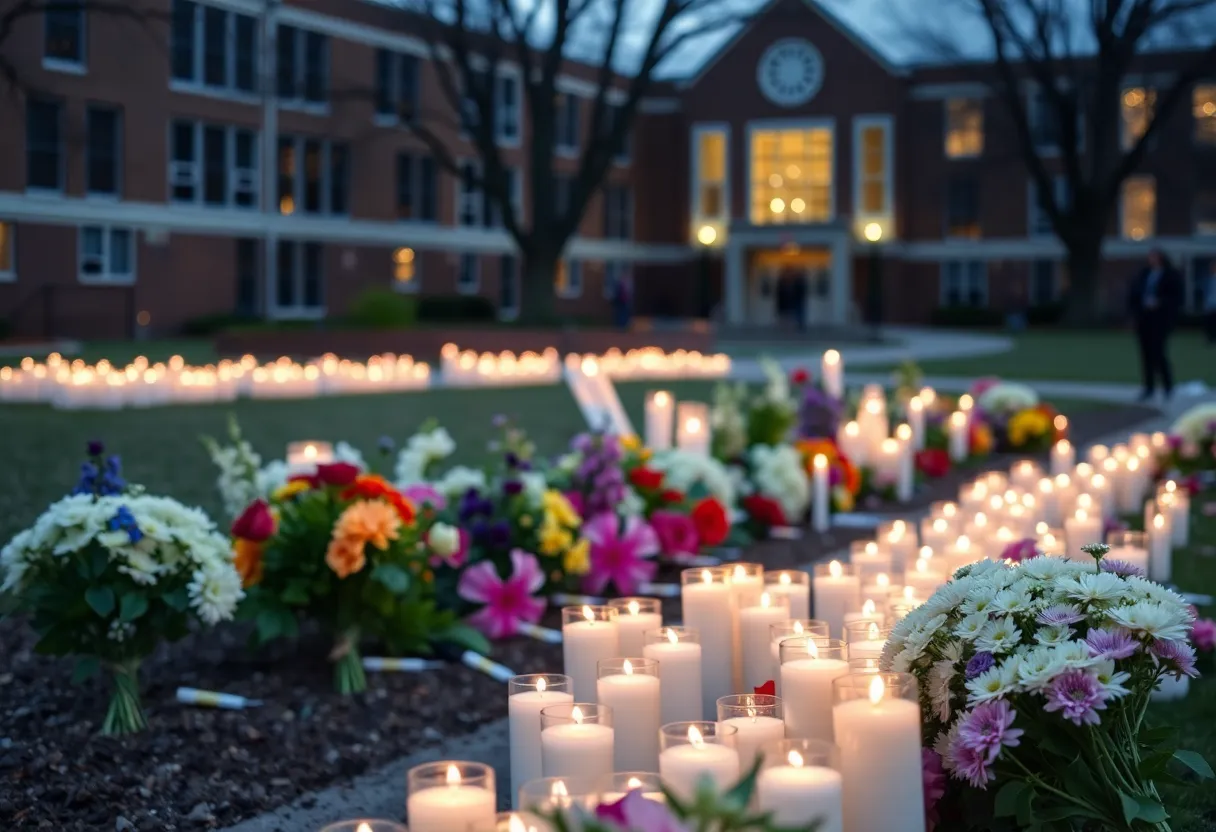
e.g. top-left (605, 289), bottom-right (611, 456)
top-left (746, 358), bottom-right (799, 447)
top-left (1155, 404), bottom-right (1216, 479)
top-left (616, 445), bottom-right (728, 563)
top-left (794, 438), bottom-right (860, 513)
top-left (881, 545), bottom-right (1212, 831)
top-left (976, 381), bottom-right (1040, 417)
top-left (735, 444), bottom-right (811, 536)
top-left (0, 442), bottom-right (243, 734)
top-left (1004, 405), bottom-right (1059, 452)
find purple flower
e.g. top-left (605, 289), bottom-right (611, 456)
top-left (402, 483), bottom-right (446, 510)
top-left (505, 452), bottom-right (521, 469)
top-left (1192, 618), bottom-right (1216, 652)
top-left (950, 741), bottom-right (994, 788)
top-left (377, 435), bottom-right (395, 454)
top-left (503, 479), bottom-right (524, 496)
top-left (1085, 628), bottom-right (1139, 660)
top-left (106, 505), bottom-right (143, 544)
top-left (87, 440), bottom-right (105, 457)
top-left (1100, 559), bottom-right (1146, 578)
top-left (1152, 638), bottom-right (1199, 679)
top-left (488, 520), bottom-right (512, 548)
top-left (1044, 669), bottom-right (1107, 726)
top-left (1001, 538), bottom-right (1038, 564)
top-left (923, 749), bottom-right (947, 831)
top-left (491, 413), bottom-right (509, 428)
top-left (799, 385), bottom-right (843, 439)
top-left (958, 700), bottom-right (1023, 763)
top-left (965, 651), bottom-right (996, 680)
top-left (458, 489), bottom-right (492, 522)
top-left (1037, 604), bottom-right (1085, 626)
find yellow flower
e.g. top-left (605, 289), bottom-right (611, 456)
top-left (620, 434), bottom-right (642, 452)
top-left (1008, 408), bottom-right (1051, 448)
top-left (538, 519), bottom-right (573, 556)
top-left (563, 538), bottom-right (591, 575)
top-left (832, 484), bottom-right (854, 514)
top-left (272, 479), bottom-right (312, 501)
top-left (542, 490), bottom-right (581, 528)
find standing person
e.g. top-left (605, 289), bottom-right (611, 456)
top-left (1204, 260), bottom-right (1216, 344)
top-left (791, 270), bottom-right (808, 331)
top-left (1127, 247), bottom-right (1184, 400)
top-left (611, 267), bottom-right (633, 330)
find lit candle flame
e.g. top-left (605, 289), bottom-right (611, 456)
top-left (916, 558), bottom-right (929, 575)
top-left (358, 824), bottom-right (374, 832)
top-left (1165, 480), bottom-right (1177, 493)
top-left (667, 628), bottom-right (679, 644)
top-left (806, 637), bottom-right (820, 659)
top-left (551, 780), bottom-right (569, 798)
top-left (876, 573), bottom-right (890, 587)
top-left (446, 764), bottom-right (461, 786)
top-left (813, 453), bottom-right (828, 471)
top-left (865, 541), bottom-right (878, 555)
top-left (868, 621), bottom-right (880, 640)
top-left (792, 620), bottom-right (805, 635)
top-left (824, 349), bottom-right (839, 365)
top-left (733, 565), bottom-right (747, 582)
top-left (571, 706), bottom-right (584, 725)
top-left (760, 592), bottom-right (772, 608)
top-left (688, 725), bottom-right (705, 749)
top-left (829, 560), bottom-right (842, 579)
top-left (919, 545), bottom-right (932, 560)
top-left (654, 391), bottom-right (670, 407)
top-left (903, 586), bottom-right (916, 602)
top-left (959, 394), bottom-right (973, 410)
top-left (788, 750), bottom-right (804, 768)
top-left (1076, 508), bottom-right (1088, 522)
top-left (536, 677), bottom-right (547, 694)
top-left (304, 444), bottom-right (318, 460)
top-left (780, 572), bottom-right (792, 586)
top-left (869, 675), bottom-right (886, 704)
top-left (582, 605), bottom-right (595, 623)
top-left (623, 659), bottom-right (634, 676)
top-left (508, 815), bottom-right (528, 832)
top-left (701, 569), bottom-right (712, 584)
top-left (862, 599), bottom-right (876, 616)
top-left (628, 600), bottom-right (640, 616)
top-left (1154, 513), bottom-right (1165, 530)
top-left (957, 535), bottom-right (971, 551)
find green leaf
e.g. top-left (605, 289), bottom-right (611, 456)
top-left (162, 588), bottom-right (189, 612)
top-left (1133, 797), bottom-right (1168, 823)
top-left (1016, 783), bottom-right (1037, 827)
top-left (371, 564), bottom-right (411, 594)
top-left (1173, 749), bottom-right (1215, 780)
top-left (282, 582), bottom-right (311, 606)
top-left (119, 593), bottom-right (148, 622)
top-left (84, 586), bottom-right (115, 618)
top-left (256, 608), bottom-right (284, 642)
top-left (90, 548), bottom-right (110, 579)
top-left (438, 623), bottom-right (491, 656)
top-left (994, 781), bottom-right (1029, 818)
top-left (1119, 792), bottom-right (1139, 825)
top-left (71, 656), bottom-right (100, 685)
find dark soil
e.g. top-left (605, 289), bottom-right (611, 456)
top-left (0, 403), bottom-right (1156, 831)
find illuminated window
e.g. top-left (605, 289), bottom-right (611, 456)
top-left (945, 98), bottom-right (983, 158)
top-left (555, 260), bottom-right (582, 298)
top-left (750, 125), bottom-right (833, 225)
top-left (1121, 86), bottom-right (1155, 148)
top-left (1121, 176), bottom-right (1156, 240)
top-left (691, 125), bottom-right (728, 242)
top-left (854, 116), bottom-right (891, 221)
top-left (393, 246), bottom-right (416, 290)
top-left (1194, 84), bottom-right (1216, 144)
top-left (1195, 189), bottom-right (1216, 235)
top-left (0, 221), bottom-right (14, 277)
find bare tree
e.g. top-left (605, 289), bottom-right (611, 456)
top-left (389, 0), bottom-right (752, 323)
top-left (893, 0), bottom-right (1216, 321)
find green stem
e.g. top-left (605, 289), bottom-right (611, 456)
top-left (332, 631), bottom-right (366, 695)
top-left (100, 659), bottom-right (146, 736)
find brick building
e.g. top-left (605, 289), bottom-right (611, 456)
top-left (2, 0), bottom-right (1215, 337)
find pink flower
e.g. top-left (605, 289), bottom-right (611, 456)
top-left (596, 789), bottom-right (690, 832)
top-left (1000, 538), bottom-right (1038, 564)
top-left (457, 549), bottom-right (547, 640)
top-left (402, 483), bottom-right (447, 510)
top-left (1192, 618), bottom-right (1216, 652)
top-left (565, 490), bottom-right (586, 518)
top-left (1044, 669), bottom-right (1107, 726)
top-left (581, 512), bottom-right (660, 596)
top-left (650, 510), bottom-right (699, 559)
top-left (923, 749), bottom-right (947, 831)
top-left (969, 377), bottom-right (1000, 397)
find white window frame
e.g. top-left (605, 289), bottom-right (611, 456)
top-left (1120, 175), bottom-right (1157, 240)
top-left (26, 97), bottom-right (65, 194)
top-left (495, 68), bottom-right (522, 146)
top-left (1027, 175), bottom-right (1069, 237)
top-left (604, 184), bottom-right (633, 240)
top-left (43, 5), bottom-right (86, 73)
top-left (556, 259), bottom-right (582, 298)
top-left (604, 261), bottom-right (631, 299)
top-left (456, 159), bottom-right (483, 226)
top-left (852, 114), bottom-right (893, 226)
top-left (277, 25), bottom-right (329, 112)
top-left (78, 226), bottom-right (135, 285)
top-left (556, 93), bottom-right (580, 156)
top-left (944, 97), bottom-right (983, 158)
top-left (1029, 259), bottom-right (1060, 306)
top-left (746, 117), bottom-right (837, 226)
top-left (458, 252), bottom-right (481, 294)
top-left (169, 120), bottom-right (259, 209)
top-left (277, 135), bottom-right (345, 216)
top-left (690, 122), bottom-right (729, 242)
top-left (939, 260), bottom-right (988, 307)
top-left (271, 240), bottom-right (326, 319)
top-left (0, 221), bottom-right (15, 282)
top-left (169, 1), bottom-right (259, 103)
top-left (374, 49), bottom-right (419, 126)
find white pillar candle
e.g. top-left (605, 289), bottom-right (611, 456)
top-left (837, 420), bottom-right (868, 467)
top-left (739, 591), bottom-right (790, 691)
top-left (597, 659), bottom-right (661, 772)
top-left (907, 396), bottom-right (925, 451)
top-left (1050, 439), bottom-right (1075, 477)
top-left (1064, 510), bottom-right (1102, 562)
top-left (859, 397), bottom-right (889, 458)
top-left (874, 437), bottom-right (903, 495)
top-left (842, 599), bottom-right (885, 632)
top-left (1106, 531), bottom-right (1150, 575)
top-left (607, 597), bottom-right (662, 658)
top-left (895, 425), bottom-right (914, 501)
top-left (811, 454), bottom-right (830, 533)
top-left (729, 563), bottom-right (764, 690)
top-left (1010, 459), bottom-right (1041, 492)
top-left (812, 561), bottom-right (860, 640)
top-left (943, 535), bottom-right (978, 574)
top-left (859, 573), bottom-right (893, 608)
top-left (843, 621), bottom-right (891, 663)
top-left (643, 626), bottom-right (704, 725)
top-left (756, 742), bottom-right (844, 832)
top-left (658, 723), bottom-right (740, 803)
top-left (675, 402), bottom-right (711, 456)
top-left (849, 540), bottom-right (893, 584)
top-left (508, 675), bottom-right (574, 808)
top-left (644, 390), bottom-right (674, 451)
top-left (1037, 478), bottom-right (1062, 528)
top-left (1148, 511), bottom-right (1172, 584)
top-left (947, 411), bottom-right (968, 462)
top-left (766, 570), bottom-right (811, 620)
top-left (779, 638), bottom-right (849, 742)
top-left (832, 674), bottom-right (925, 832)
top-left (821, 349), bottom-right (844, 400)
top-left (1119, 457), bottom-right (1147, 514)
top-left (1088, 473), bottom-right (1115, 520)
top-left (561, 606), bottom-right (621, 704)
top-left (407, 762), bottom-right (497, 832)
top-left (285, 440), bottom-right (334, 476)
top-left (959, 481), bottom-right (988, 513)
top-left (681, 567), bottom-right (735, 719)
top-left (963, 511), bottom-right (991, 551)
top-left (883, 521), bottom-right (919, 573)
top-left (540, 703), bottom-right (615, 782)
top-left (769, 621), bottom-right (830, 696)
top-left (919, 516), bottom-right (952, 554)
top-left (718, 694), bottom-right (785, 770)
top-left (1159, 483), bottom-right (1190, 546)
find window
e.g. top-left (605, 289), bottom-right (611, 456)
top-left (277, 136), bottom-right (347, 215)
top-left (375, 49), bottom-right (419, 123)
top-left (496, 73), bottom-right (520, 143)
top-left (691, 126), bottom-right (728, 241)
top-left (1029, 176), bottom-right (1069, 236)
top-left (945, 175), bottom-right (980, 239)
top-left (26, 98), bottom-right (62, 191)
top-left (606, 102), bottom-right (631, 163)
top-left (486, 168), bottom-right (522, 228)
top-left (1122, 86), bottom-right (1155, 148)
top-left (940, 261), bottom-right (987, 307)
top-left (1195, 84), bottom-right (1216, 145)
top-left (396, 153), bottom-right (437, 220)
top-left (0, 222), bottom-right (14, 279)
top-left (79, 226), bottom-right (134, 284)
top-left (45, 5), bottom-right (85, 67)
top-left (1030, 87), bottom-right (1082, 153)
top-left (945, 98), bottom-right (983, 158)
top-left (1197, 189), bottom-right (1216, 235)
top-left (170, 0), bottom-right (257, 94)
top-left (750, 125), bottom-right (833, 225)
top-left (854, 116), bottom-right (891, 220)
top-left (393, 246), bottom-right (418, 291)
top-left (556, 260), bottom-right (582, 297)
top-left (277, 26), bottom-right (327, 105)
top-left (86, 106), bottom-right (121, 196)
top-left (603, 185), bottom-right (632, 240)
top-left (499, 254), bottom-right (518, 318)
top-left (1121, 175), bottom-right (1156, 240)
top-left (604, 261), bottom-right (631, 299)
top-left (235, 238), bottom-right (260, 316)
top-left (275, 240), bottom-right (324, 315)
top-left (1029, 260), bottom-right (1060, 306)
top-left (554, 173), bottom-right (574, 218)
top-left (458, 253), bottom-right (480, 293)
top-left (557, 94), bottom-right (581, 153)
top-left (170, 121), bottom-right (258, 208)
top-left (457, 161), bottom-right (482, 226)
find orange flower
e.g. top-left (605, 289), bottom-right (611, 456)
top-left (795, 438), bottom-right (840, 467)
top-left (837, 455), bottom-right (862, 496)
top-left (232, 538), bottom-right (265, 587)
top-left (325, 499), bottom-right (402, 579)
top-left (342, 475), bottom-right (416, 524)
top-left (325, 536), bottom-right (367, 579)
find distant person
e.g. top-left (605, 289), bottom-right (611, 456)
top-left (1127, 247), bottom-right (1184, 401)
top-left (791, 271), bottom-right (807, 331)
top-left (611, 269), bottom-right (633, 330)
top-left (1205, 260), bottom-right (1216, 344)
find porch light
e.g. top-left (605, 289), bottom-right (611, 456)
top-left (696, 224), bottom-right (718, 246)
top-left (863, 222), bottom-right (883, 242)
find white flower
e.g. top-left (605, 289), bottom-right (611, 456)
top-left (1017, 644), bottom-right (1072, 691)
top-left (256, 460), bottom-right (290, 498)
top-left (1060, 572), bottom-right (1129, 605)
top-left (989, 587), bottom-right (1033, 615)
top-left (428, 522), bottom-right (461, 557)
top-left (1091, 659), bottom-right (1132, 699)
top-left (977, 382), bottom-right (1039, 415)
top-left (935, 723), bottom-right (962, 772)
top-left (960, 586), bottom-right (998, 616)
top-left (1169, 402), bottom-right (1216, 444)
top-left (975, 616), bottom-right (1023, 654)
top-left (521, 471), bottom-right (548, 508)
top-left (107, 620), bottom-right (135, 642)
top-left (1123, 576), bottom-right (1193, 611)
top-left (1034, 624), bottom-right (1074, 646)
top-left (1019, 556), bottom-right (1078, 582)
top-left (954, 611), bottom-right (991, 641)
top-left (929, 659), bottom-right (956, 722)
top-left (1052, 639), bottom-right (1099, 667)
top-left (437, 466), bottom-right (488, 497)
top-left (188, 560), bottom-right (244, 625)
top-left (966, 660), bottom-right (1020, 704)
top-left (1106, 601), bottom-right (1191, 642)
top-left (619, 487), bottom-right (645, 518)
top-left (649, 450), bottom-right (736, 509)
top-left (748, 444), bottom-right (810, 522)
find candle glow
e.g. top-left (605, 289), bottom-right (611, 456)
top-left (829, 560), bottom-right (842, 579)
top-left (868, 675), bottom-right (885, 705)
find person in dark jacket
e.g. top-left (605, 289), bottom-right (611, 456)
top-left (1127, 247), bottom-right (1185, 400)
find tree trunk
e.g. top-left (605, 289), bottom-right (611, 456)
top-left (518, 246), bottom-right (560, 325)
top-left (1062, 236), bottom-right (1106, 325)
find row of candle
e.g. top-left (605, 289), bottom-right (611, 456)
top-left (440, 346), bottom-right (730, 388)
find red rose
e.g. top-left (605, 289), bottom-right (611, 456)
top-left (691, 497), bottom-right (730, 546)
top-left (754, 679), bottom-right (776, 697)
top-left (660, 488), bottom-right (686, 504)
top-left (628, 466), bottom-right (664, 491)
top-left (231, 498), bottom-right (276, 542)
top-left (316, 461), bottom-right (360, 486)
top-left (790, 368), bottom-right (811, 385)
top-left (743, 494), bottom-right (786, 528)
top-left (915, 448), bottom-right (951, 479)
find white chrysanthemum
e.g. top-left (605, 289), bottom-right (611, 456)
top-left (1060, 572), bottom-right (1129, 605)
top-left (394, 449), bottom-right (426, 486)
top-left (965, 559), bottom-right (1006, 581)
top-left (256, 460), bottom-right (290, 498)
top-left (1034, 624), bottom-right (1074, 646)
top-left (437, 466), bottom-right (488, 497)
top-left (975, 616), bottom-right (1023, 654)
top-left (334, 441), bottom-right (366, 470)
top-left (960, 586), bottom-right (999, 617)
top-left (188, 560), bottom-right (244, 625)
top-left (649, 449), bottom-right (736, 509)
top-left (977, 382), bottom-right (1039, 415)
top-left (1019, 556), bottom-right (1079, 582)
top-left (989, 587), bottom-right (1033, 615)
top-left (929, 659), bottom-right (956, 722)
top-left (954, 611), bottom-right (991, 641)
top-left (934, 723), bottom-right (961, 772)
top-left (1106, 601), bottom-right (1191, 642)
top-left (1123, 576), bottom-right (1193, 612)
top-left (1169, 402), bottom-right (1216, 444)
top-left (966, 660), bottom-right (1020, 704)
top-left (748, 444), bottom-right (810, 522)
top-left (1091, 659), bottom-right (1132, 699)
top-left (0, 529), bottom-right (32, 593)
top-left (1017, 644), bottom-right (1072, 691)
top-left (921, 581), bottom-right (972, 618)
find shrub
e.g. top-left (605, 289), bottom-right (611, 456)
top-left (180, 312), bottom-right (258, 336)
top-left (1026, 303), bottom-right (1065, 326)
top-left (417, 295), bottom-right (497, 323)
top-left (346, 288), bottom-right (419, 329)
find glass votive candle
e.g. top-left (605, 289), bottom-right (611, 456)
top-left (561, 605), bottom-right (619, 703)
top-left (1010, 459), bottom-right (1042, 491)
top-left (859, 571), bottom-right (895, 605)
top-left (658, 722), bottom-right (740, 802)
top-left (983, 471), bottom-right (1008, 493)
top-left (740, 590), bottom-right (789, 691)
top-left (848, 656), bottom-right (882, 673)
top-left (406, 761), bottom-right (496, 832)
top-left (812, 561), bottom-right (860, 641)
top-left (1158, 482), bottom-right (1190, 546)
top-left (843, 622), bottom-right (891, 663)
top-left (831, 673), bottom-right (921, 832)
top-left (508, 674), bottom-right (574, 807)
top-left (727, 562), bottom-right (765, 607)
top-left (642, 626), bottom-right (703, 725)
top-left (680, 567), bottom-right (731, 720)
top-left (921, 515), bottom-right (953, 552)
top-left (842, 597), bottom-right (885, 631)
top-left (929, 500), bottom-right (958, 521)
top-left (596, 771), bottom-right (665, 804)
top-left (597, 658), bottom-right (661, 772)
top-left (320, 822), bottom-right (409, 832)
top-left (755, 739), bottom-right (843, 830)
top-left (768, 620), bottom-right (829, 696)
top-left (716, 693), bottom-right (785, 769)
top-left (540, 702), bottom-right (615, 781)
top-left (1037, 528), bottom-right (1066, 557)
top-left (607, 597), bottom-right (662, 657)
top-left (494, 812), bottom-right (553, 832)
top-left (886, 600), bottom-right (916, 624)
top-left (778, 637), bottom-right (848, 742)
top-left (764, 569), bottom-right (811, 619)
top-left (848, 540), bottom-right (892, 583)
top-left (517, 775), bottom-right (598, 816)
top-left (1105, 530), bottom-right (1149, 574)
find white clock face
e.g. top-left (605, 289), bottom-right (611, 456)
top-left (757, 38), bottom-right (824, 108)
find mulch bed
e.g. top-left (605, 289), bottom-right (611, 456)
top-left (0, 403), bottom-right (1156, 830)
